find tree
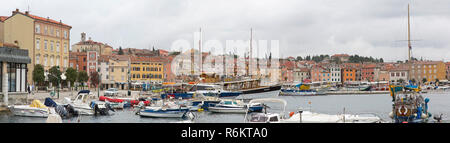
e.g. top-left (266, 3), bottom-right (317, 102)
top-left (77, 71), bottom-right (89, 88)
top-left (90, 71), bottom-right (100, 88)
top-left (65, 67), bottom-right (78, 90)
top-left (32, 64), bottom-right (45, 87)
top-left (48, 66), bottom-right (62, 87)
top-left (118, 46), bottom-right (124, 55)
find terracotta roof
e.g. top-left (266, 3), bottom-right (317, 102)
top-left (131, 56), bottom-right (165, 63)
top-left (11, 10), bottom-right (71, 28)
top-left (413, 61), bottom-right (443, 65)
top-left (0, 16), bottom-right (8, 22)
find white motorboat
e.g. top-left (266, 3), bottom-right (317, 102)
top-left (139, 101), bottom-right (190, 118)
top-left (208, 99), bottom-right (263, 113)
top-left (65, 90), bottom-right (110, 115)
top-left (283, 111), bottom-right (383, 123)
top-left (9, 100), bottom-right (50, 118)
top-left (188, 84), bottom-right (242, 98)
top-left (244, 98), bottom-right (287, 123)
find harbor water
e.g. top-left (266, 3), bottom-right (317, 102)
top-left (1, 90), bottom-right (449, 123)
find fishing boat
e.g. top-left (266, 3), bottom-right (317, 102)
top-left (160, 82), bottom-right (194, 99)
top-left (208, 99), bottom-right (263, 113)
top-left (244, 98), bottom-right (287, 123)
top-left (279, 82), bottom-right (325, 96)
top-left (388, 85), bottom-right (432, 123)
top-left (8, 100), bottom-right (50, 118)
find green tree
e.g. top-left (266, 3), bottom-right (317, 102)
top-left (65, 67), bottom-right (78, 90)
top-left (118, 46), bottom-right (124, 55)
top-left (77, 71), bottom-right (89, 89)
top-left (32, 64), bottom-right (45, 87)
top-left (398, 79), bottom-right (405, 84)
top-left (48, 66), bottom-right (62, 87)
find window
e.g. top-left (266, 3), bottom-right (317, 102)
top-left (56, 42), bottom-right (60, 52)
top-left (44, 40), bottom-right (48, 50)
top-left (64, 31), bottom-right (68, 39)
top-left (50, 41), bottom-right (54, 51)
top-left (35, 24), bottom-right (40, 33)
top-left (111, 68), bottom-right (114, 72)
top-left (56, 29), bottom-right (60, 37)
top-left (50, 57), bottom-right (54, 67)
top-left (56, 57), bottom-right (60, 66)
top-left (122, 68), bottom-right (124, 72)
top-left (64, 59), bottom-right (67, 68)
top-left (44, 26), bottom-right (48, 35)
top-left (44, 56), bottom-right (48, 66)
top-left (36, 55), bottom-right (40, 64)
top-left (36, 39), bottom-right (40, 50)
top-left (64, 43), bottom-right (68, 53)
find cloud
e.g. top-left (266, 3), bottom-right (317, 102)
top-left (1, 0), bottom-right (449, 61)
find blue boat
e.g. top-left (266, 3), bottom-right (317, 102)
top-left (139, 106), bottom-right (190, 118)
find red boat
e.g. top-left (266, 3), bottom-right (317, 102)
top-left (99, 96), bottom-right (150, 106)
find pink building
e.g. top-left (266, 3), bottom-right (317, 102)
top-left (361, 64), bottom-right (376, 82)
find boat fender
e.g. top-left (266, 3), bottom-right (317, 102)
top-left (289, 112), bottom-right (295, 117)
top-left (398, 106), bottom-right (408, 116)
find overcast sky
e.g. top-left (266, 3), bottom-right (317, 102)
top-left (1, 0), bottom-right (449, 62)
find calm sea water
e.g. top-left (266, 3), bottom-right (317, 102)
top-left (1, 90), bottom-right (449, 123)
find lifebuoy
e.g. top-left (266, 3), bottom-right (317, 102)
top-left (398, 106), bottom-right (408, 116)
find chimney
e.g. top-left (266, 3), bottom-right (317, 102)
top-left (13, 8), bottom-right (19, 14)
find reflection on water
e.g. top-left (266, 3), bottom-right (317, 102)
top-left (1, 90), bottom-right (449, 123)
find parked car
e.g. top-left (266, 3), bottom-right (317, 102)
top-left (104, 88), bottom-right (119, 96)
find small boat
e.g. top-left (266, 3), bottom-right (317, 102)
top-left (66, 90), bottom-right (113, 116)
top-left (139, 101), bottom-right (190, 118)
top-left (244, 98), bottom-right (287, 123)
top-left (9, 100), bottom-right (50, 118)
top-left (208, 99), bottom-right (263, 113)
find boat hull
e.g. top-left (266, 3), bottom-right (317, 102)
top-left (9, 105), bottom-right (49, 118)
top-left (240, 85), bottom-right (281, 94)
top-left (139, 109), bottom-right (189, 118)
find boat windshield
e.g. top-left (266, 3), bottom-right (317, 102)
top-left (248, 113), bottom-right (268, 122)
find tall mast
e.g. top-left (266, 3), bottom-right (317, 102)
top-left (249, 28), bottom-right (253, 77)
top-left (408, 4), bottom-right (412, 63)
top-left (199, 28), bottom-right (203, 75)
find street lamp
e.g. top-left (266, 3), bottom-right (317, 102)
top-left (46, 72), bottom-right (65, 99)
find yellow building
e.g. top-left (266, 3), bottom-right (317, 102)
top-left (130, 56), bottom-right (164, 84)
top-left (108, 55), bottom-right (130, 90)
top-left (410, 61), bottom-right (446, 83)
top-left (2, 9), bottom-right (71, 84)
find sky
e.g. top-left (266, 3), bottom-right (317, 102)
top-left (1, 0), bottom-right (449, 62)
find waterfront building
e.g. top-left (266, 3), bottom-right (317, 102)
top-left (0, 44), bottom-right (31, 105)
top-left (69, 52), bottom-right (87, 72)
top-left (377, 69), bottom-right (390, 82)
top-left (341, 63), bottom-right (359, 84)
top-left (280, 60), bottom-right (295, 82)
top-left (2, 9), bottom-right (71, 85)
top-left (361, 64), bottom-right (377, 82)
top-left (310, 65), bottom-right (330, 83)
top-left (329, 64), bottom-right (341, 83)
top-left (72, 33), bottom-right (113, 56)
top-left (109, 55), bottom-right (130, 90)
top-left (86, 51), bottom-right (98, 75)
top-left (293, 68), bottom-right (310, 82)
top-left (389, 67), bottom-right (409, 84)
top-left (410, 61), bottom-right (446, 83)
top-left (130, 56), bottom-right (164, 84)
top-left (98, 55), bottom-right (112, 89)
top-left (446, 62), bottom-right (450, 80)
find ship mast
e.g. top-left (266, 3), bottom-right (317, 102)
top-left (408, 4), bottom-right (412, 63)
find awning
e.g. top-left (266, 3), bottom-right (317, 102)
top-left (0, 46), bottom-right (31, 63)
